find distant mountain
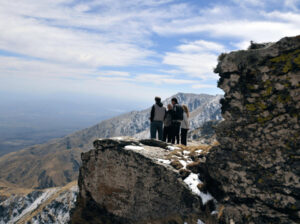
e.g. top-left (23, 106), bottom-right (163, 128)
top-left (0, 93), bottom-right (222, 189)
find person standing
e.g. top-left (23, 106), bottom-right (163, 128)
top-left (150, 97), bottom-right (166, 140)
top-left (181, 105), bottom-right (190, 146)
top-left (163, 104), bottom-right (173, 142)
top-left (170, 97), bottom-right (183, 144)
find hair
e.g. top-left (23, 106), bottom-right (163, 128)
top-left (155, 96), bottom-right (161, 103)
top-left (182, 105), bottom-right (189, 118)
top-left (167, 104), bottom-right (173, 110)
top-left (171, 97), bottom-right (178, 104)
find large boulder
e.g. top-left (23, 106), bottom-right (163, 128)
top-left (71, 138), bottom-right (215, 224)
top-left (205, 35), bottom-right (300, 224)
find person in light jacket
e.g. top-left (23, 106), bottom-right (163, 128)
top-left (181, 105), bottom-right (189, 146)
top-left (150, 96), bottom-right (166, 140)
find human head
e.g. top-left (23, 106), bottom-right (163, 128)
top-left (171, 97), bottom-right (178, 105)
top-left (167, 104), bottom-right (173, 110)
top-left (155, 96), bottom-right (161, 104)
top-left (182, 105), bottom-right (189, 117)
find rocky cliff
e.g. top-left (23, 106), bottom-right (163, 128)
top-left (204, 36), bottom-right (300, 223)
top-left (71, 138), bottom-right (219, 224)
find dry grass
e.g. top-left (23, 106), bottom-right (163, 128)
top-left (164, 141), bottom-right (219, 162)
top-left (0, 180), bottom-right (34, 197)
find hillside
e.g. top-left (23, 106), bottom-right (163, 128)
top-left (0, 181), bottom-right (77, 224)
top-left (0, 93), bottom-right (222, 189)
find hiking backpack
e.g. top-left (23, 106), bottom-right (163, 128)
top-left (173, 104), bottom-right (184, 121)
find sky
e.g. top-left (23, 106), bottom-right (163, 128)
top-left (0, 0), bottom-right (300, 105)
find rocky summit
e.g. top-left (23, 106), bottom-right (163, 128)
top-left (71, 138), bottom-right (219, 224)
top-left (204, 35), bottom-right (300, 223)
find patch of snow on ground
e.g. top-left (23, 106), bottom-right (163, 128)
top-left (195, 150), bottom-right (202, 153)
top-left (112, 137), bottom-right (125, 140)
top-left (167, 146), bottom-right (180, 151)
top-left (124, 145), bottom-right (144, 150)
top-left (184, 173), bottom-right (213, 204)
top-left (157, 159), bottom-right (171, 165)
top-left (211, 210), bottom-right (218, 215)
top-left (197, 219), bottom-right (205, 224)
top-left (179, 160), bottom-right (187, 168)
top-left (183, 150), bottom-right (190, 155)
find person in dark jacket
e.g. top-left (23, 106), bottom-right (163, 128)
top-left (170, 97), bottom-right (183, 144)
top-left (150, 97), bottom-right (166, 140)
top-left (163, 104), bottom-right (173, 142)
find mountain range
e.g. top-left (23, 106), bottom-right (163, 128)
top-left (0, 93), bottom-right (222, 189)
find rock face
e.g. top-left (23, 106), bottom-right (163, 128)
top-left (71, 138), bottom-right (215, 224)
top-left (205, 36), bottom-right (300, 223)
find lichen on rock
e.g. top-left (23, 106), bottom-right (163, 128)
top-left (205, 35), bottom-right (300, 224)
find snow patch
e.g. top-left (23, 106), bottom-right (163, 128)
top-left (197, 219), bottom-right (205, 224)
top-left (167, 146), bottom-right (180, 151)
top-left (179, 160), bottom-right (187, 168)
top-left (157, 159), bottom-right (171, 165)
top-left (184, 173), bottom-right (213, 204)
top-left (124, 145), bottom-right (144, 150)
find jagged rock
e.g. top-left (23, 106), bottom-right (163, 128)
top-left (170, 160), bottom-right (184, 170)
top-left (186, 161), bottom-right (201, 174)
top-left (205, 35), bottom-right (300, 224)
top-left (179, 169), bottom-right (191, 179)
top-left (71, 138), bottom-right (214, 224)
top-left (139, 139), bottom-right (169, 149)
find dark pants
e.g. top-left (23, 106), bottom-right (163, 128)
top-left (181, 128), bottom-right (188, 146)
top-left (171, 122), bottom-right (181, 144)
top-left (163, 126), bottom-right (172, 142)
top-left (150, 121), bottom-right (163, 140)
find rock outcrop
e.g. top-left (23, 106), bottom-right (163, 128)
top-left (205, 36), bottom-right (300, 223)
top-left (71, 138), bottom-right (217, 224)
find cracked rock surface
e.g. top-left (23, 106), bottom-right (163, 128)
top-left (205, 35), bottom-right (300, 224)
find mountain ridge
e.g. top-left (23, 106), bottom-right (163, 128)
top-left (0, 93), bottom-right (222, 189)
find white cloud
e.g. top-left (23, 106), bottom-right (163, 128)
top-left (135, 74), bottom-right (195, 85)
top-left (0, 56), bottom-right (93, 78)
top-left (1, 0), bottom-right (299, 99)
top-left (177, 40), bottom-right (226, 53)
top-left (162, 40), bottom-right (224, 79)
top-left (99, 71), bottom-right (131, 77)
top-left (191, 84), bottom-right (218, 89)
top-left (163, 52), bottom-right (218, 79)
top-left (231, 0), bottom-right (265, 7)
top-left (284, 0), bottom-right (300, 10)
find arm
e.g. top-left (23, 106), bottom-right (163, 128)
top-left (150, 105), bottom-right (155, 122)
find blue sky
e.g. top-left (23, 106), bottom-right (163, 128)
top-left (0, 0), bottom-right (300, 104)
